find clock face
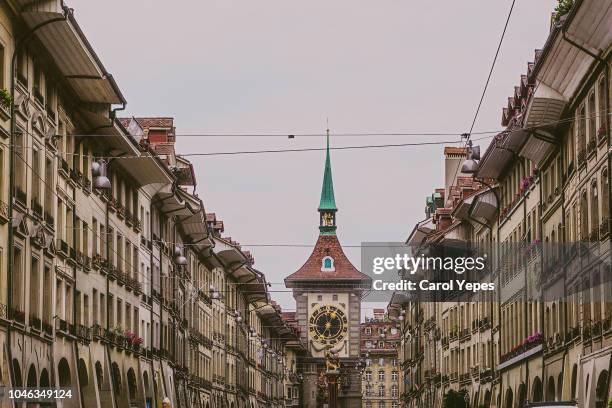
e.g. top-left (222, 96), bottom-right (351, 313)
top-left (309, 305), bottom-right (348, 345)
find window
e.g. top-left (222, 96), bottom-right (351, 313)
top-left (12, 246), bottom-right (24, 314)
top-left (321, 256), bottom-right (335, 272)
top-left (365, 371), bottom-right (371, 382)
top-left (378, 384), bottom-right (385, 397)
top-left (597, 78), bottom-right (607, 137)
top-left (602, 168), bottom-right (609, 220)
top-left (43, 265), bottom-right (51, 326)
top-left (392, 371), bottom-right (398, 381)
top-left (30, 257), bottom-right (40, 321)
top-left (32, 146), bottom-right (41, 207)
top-left (365, 327), bottom-right (372, 335)
top-left (578, 104), bottom-right (587, 157)
top-left (0, 43), bottom-right (4, 89)
top-left (591, 179), bottom-right (599, 238)
top-left (378, 370), bottom-right (385, 381)
top-left (588, 92), bottom-right (596, 143)
top-left (391, 385), bottom-right (398, 398)
top-left (16, 49), bottom-right (27, 84)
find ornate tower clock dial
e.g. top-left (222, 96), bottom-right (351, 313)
top-left (309, 305), bottom-right (348, 345)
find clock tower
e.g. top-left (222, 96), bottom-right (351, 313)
top-left (285, 131), bottom-right (371, 408)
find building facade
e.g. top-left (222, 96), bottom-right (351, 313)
top-left (0, 2), bottom-right (304, 408)
top-left (361, 309), bottom-right (401, 408)
top-left (390, 1), bottom-right (612, 407)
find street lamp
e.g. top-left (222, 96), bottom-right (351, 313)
top-left (92, 160), bottom-right (111, 189)
top-left (460, 140), bottom-right (481, 174)
top-left (173, 246), bottom-right (188, 266)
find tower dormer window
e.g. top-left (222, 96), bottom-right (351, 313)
top-left (321, 256), bottom-right (335, 272)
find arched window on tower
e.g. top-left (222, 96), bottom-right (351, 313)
top-left (321, 256), bottom-right (335, 272)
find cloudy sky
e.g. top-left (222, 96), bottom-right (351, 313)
top-left (69, 0), bottom-right (557, 312)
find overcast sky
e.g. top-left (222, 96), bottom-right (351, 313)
top-left (69, 0), bottom-right (557, 313)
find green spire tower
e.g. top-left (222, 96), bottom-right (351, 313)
top-left (318, 128), bottom-right (337, 235)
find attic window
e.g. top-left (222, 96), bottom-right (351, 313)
top-left (321, 256), bottom-right (335, 272)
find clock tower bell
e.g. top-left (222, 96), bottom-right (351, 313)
top-left (285, 131), bottom-right (371, 408)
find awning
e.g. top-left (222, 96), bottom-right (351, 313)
top-left (470, 189), bottom-right (498, 223)
top-left (115, 155), bottom-right (172, 187)
top-left (257, 304), bottom-right (292, 336)
top-left (518, 127), bottom-right (558, 165)
top-left (21, 6), bottom-right (125, 105)
top-left (406, 218), bottom-right (435, 246)
top-left (532, 0), bottom-right (612, 102)
top-left (213, 238), bottom-right (248, 269)
top-left (388, 292), bottom-right (411, 308)
top-left (453, 195), bottom-right (474, 221)
top-left (476, 130), bottom-right (527, 179)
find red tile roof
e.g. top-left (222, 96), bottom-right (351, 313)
top-left (285, 234), bottom-right (371, 283)
top-left (444, 147), bottom-right (467, 155)
top-left (134, 117), bottom-right (174, 129)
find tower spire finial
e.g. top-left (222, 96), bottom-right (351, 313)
top-left (319, 121), bottom-right (337, 234)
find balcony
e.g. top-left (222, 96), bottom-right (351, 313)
top-left (0, 200), bottom-right (8, 223)
top-left (76, 324), bottom-right (91, 342)
top-left (91, 323), bottom-right (103, 341)
top-left (107, 265), bottom-right (117, 281)
top-left (499, 333), bottom-right (543, 369)
top-left (0, 303), bottom-right (7, 320)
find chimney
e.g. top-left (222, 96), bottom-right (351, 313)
top-left (443, 147), bottom-right (467, 205)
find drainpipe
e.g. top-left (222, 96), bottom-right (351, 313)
top-left (6, 9), bottom-right (69, 389)
top-left (71, 138), bottom-right (84, 408)
top-left (559, 136), bottom-right (569, 404)
top-left (149, 201), bottom-right (158, 408)
top-left (539, 170), bottom-right (546, 395)
top-left (523, 180), bottom-right (530, 401)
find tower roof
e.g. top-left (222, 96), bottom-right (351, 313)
top-left (318, 131), bottom-right (337, 211)
top-left (284, 234), bottom-right (371, 285)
